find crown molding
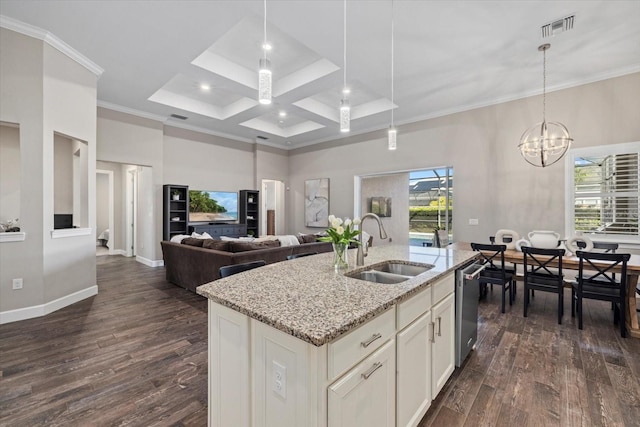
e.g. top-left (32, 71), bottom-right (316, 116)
top-left (0, 15), bottom-right (103, 77)
top-left (98, 100), bottom-right (167, 122)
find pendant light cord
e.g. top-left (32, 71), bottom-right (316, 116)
top-left (542, 46), bottom-right (546, 124)
top-left (263, 0), bottom-right (267, 60)
top-left (343, 0), bottom-right (347, 88)
top-left (391, 0), bottom-right (395, 126)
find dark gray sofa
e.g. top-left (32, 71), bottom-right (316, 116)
top-left (161, 239), bottom-right (332, 293)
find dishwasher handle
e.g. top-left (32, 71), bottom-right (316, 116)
top-left (463, 262), bottom-right (488, 280)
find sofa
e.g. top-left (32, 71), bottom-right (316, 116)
top-left (161, 236), bottom-right (333, 292)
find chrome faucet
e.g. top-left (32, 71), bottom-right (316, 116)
top-left (356, 213), bottom-right (388, 266)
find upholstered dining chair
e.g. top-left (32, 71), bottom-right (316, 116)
top-left (571, 251), bottom-right (630, 338)
top-left (470, 243), bottom-right (515, 313)
top-left (522, 246), bottom-right (565, 324)
top-left (219, 260), bottom-right (266, 278)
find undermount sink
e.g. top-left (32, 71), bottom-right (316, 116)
top-left (345, 261), bottom-right (435, 284)
top-left (346, 270), bottom-right (411, 284)
top-left (371, 262), bottom-right (434, 277)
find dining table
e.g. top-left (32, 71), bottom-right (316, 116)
top-left (452, 242), bottom-right (640, 339)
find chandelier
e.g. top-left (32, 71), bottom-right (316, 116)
top-left (518, 44), bottom-right (572, 167)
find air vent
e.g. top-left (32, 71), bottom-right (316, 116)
top-left (170, 113), bottom-right (188, 120)
top-left (541, 14), bottom-right (574, 38)
top-left (256, 135), bottom-right (268, 140)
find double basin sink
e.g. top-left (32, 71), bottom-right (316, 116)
top-left (345, 261), bottom-right (435, 284)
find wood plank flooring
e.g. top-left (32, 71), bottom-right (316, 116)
top-left (1, 256), bottom-right (639, 426)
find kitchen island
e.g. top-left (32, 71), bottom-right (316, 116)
top-left (197, 245), bottom-right (478, 427)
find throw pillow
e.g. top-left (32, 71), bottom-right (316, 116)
top-left (170, 234), bottom-right (189, 243)
top-left (277, 235), bottom-right (301, 247)
top-left (202, 239), bottom-right (231, 251)
top-left (229, 240), bottom-right (281, 253)
top-left (297, 233), bottom-right (317, 244)
top-left (182, 237), bottom-right (206, 247)
top-left (191, 231), bottom-right (213, 239)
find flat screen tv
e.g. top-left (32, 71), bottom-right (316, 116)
top-left (189, 190), bottom-right (238, 223)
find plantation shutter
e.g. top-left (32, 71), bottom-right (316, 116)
top-left (574, 152), bottom-right (639, 238)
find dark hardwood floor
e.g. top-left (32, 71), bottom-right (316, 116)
top-left (1, 256), bottom-right (639, 426)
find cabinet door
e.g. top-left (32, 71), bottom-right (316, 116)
top-left (328, 339), bottom-right (395, 427)
top-left (397, 311), bottom-right (431, 427)
top-left (431, 293), bottom-right (455, 397)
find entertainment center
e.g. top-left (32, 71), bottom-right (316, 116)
top-left (162, 184), bottom-right (259, 240)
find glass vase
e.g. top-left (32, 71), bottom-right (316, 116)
top-left (332, 242), bottom-right (349, 272)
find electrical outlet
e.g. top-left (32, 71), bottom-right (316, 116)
top-left (272, 361), bottom-right (286, 399)
top-left (468, 218), bottom-right (479, 226)
top-left (12, 278), bottom-right (23, 290)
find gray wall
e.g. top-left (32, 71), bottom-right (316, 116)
top-left (361, 173), bottom-right (409, 246)
top-left (288, 73), bottom-right (640, 245)
top-left (0, 124), bottom-right (21, 224)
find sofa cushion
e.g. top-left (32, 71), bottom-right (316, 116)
top-left (297, 233), bottom-right (317, 244)
top-left (229, 240), bottom-right (281, 253)
top-left (202, 239), bottom-right (231, 251)
top-left (182, 237), bottom-right (206, 247)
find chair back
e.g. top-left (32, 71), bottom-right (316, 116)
top-left (470, 243), bottom-right (507, 275)
top-left (219, 260), bottom-right (266, 278)
top-left (577, 241), bottom-right (618, 253)
top-left (287, 252), bottom-right (318, 260)
top-left (576, 251), bottom-right (629, 287)
top-left (522, 246), bottom-right (565, 277)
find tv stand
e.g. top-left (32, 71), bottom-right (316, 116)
top-left (189, 223), bottom-right (247, 238)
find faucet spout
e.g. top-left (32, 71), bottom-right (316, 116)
top-left (356, 213), bottom-right (388, 266)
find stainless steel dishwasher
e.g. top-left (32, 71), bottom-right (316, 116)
top-left (455, 261), bottom-right (486, 367)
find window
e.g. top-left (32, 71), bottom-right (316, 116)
top-left (567, 142), bottom-right (639, 243)
top-left (409, 167), bottom-right (453, 247)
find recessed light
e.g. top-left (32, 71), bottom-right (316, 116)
top-left (200, 83), bottom-right (211, 91)
top-left (262, 43), bottom-right (272, 51)
top-left (342, 87), bottom-right (351, 95)
top-left (279, 120), bottom-right (284, 124)
top-left (279, 111), bottom-right (287, 117)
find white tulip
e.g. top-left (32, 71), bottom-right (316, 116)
top-left (353, 217), bottom-right (361, 225)
top-left (344, 218), bottom-right (352, 226)
top-left (328, 214), bottom-right (336, 223)
top-left (331, 219), bottom-right (341, 228)
top-left (336, 225), bottom-right (345, 235)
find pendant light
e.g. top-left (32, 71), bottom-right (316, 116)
top-left (258, 0), bottom-right (272, 105)
top-left (388, 0), bottom-right (397, 150)
top-left (518, 43), bottom-right (572, 167)
top-left (340, 0), bottom-right (350, 132)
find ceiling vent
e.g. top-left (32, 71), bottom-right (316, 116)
top-left (541, 14), bottom-right (574, 38)
top-left (256, 135), bottom-right (268, 140)
top-left (170, 113), bottom-right (188, 120)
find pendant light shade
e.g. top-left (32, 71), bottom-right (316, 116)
top-left (258, 58), bottom-right (272, 105)
top-left (388, 126), bottom-right (397, 150)
top-left (340, 98), bottom-right (350, 132)
top-left (258, 0), bottom-right (272, 105)
top-left (518, 44), bottom-right (572, 167)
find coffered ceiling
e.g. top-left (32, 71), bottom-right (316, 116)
top-left (1, 1), bottom-right (639, 149)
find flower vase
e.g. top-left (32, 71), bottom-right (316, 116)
top-left (332, 242), bottom-right (349, 272)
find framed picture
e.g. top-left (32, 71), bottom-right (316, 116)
top-left (370, 197), bottom-right (392, 217)
top-left (305, 178), bottom-right (329, 227)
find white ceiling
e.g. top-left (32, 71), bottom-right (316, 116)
top-left (1, 0), bottom-right (639, 150)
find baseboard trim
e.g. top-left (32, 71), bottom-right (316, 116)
top-left (136, 255), bottom-right (164, 268)
top-left (0, 285), bottom-right (98, 324)
top-left (113, 249), bottom-right (127, 256)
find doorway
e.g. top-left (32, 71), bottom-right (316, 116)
top-left (96, 169), bottom-right (114, 256)
top-left (261, 179), bottom-right (285, 235)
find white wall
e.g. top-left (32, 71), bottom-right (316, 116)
top-left (0, 123), bottom-right (21, 224)
top-left (0, 28), bottom-right (98, 316)
top-left (361, 173), bottom-right (409, 246)
top-left (288, 73), bottom-right (640, 244)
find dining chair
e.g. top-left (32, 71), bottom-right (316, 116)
top-left (470, 243), bottom-right (514, 313)
top-left (571, 251), bottom-right (630, 337)
top-left (287, 252), bottom-right (318, 260)
top-left (522, 246), bottom-right (565, 324)
top-left (219, 260), bottom-right (266, 278)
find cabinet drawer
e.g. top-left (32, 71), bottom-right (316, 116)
top-left (431, 273), bottom-right (454, 305)
top-left (328, 307), bottom-right (395, 381)
top-left (397, 286), bottom-right (432, 331)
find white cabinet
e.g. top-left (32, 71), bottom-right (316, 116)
top-left (396, 311), bottom-right (431, 427)
top-left (431, 292), bottom-right (455, 397)
top-left (328, 339), bottom-right (396, 427)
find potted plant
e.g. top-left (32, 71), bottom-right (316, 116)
top-left (171, 190), bottom-right (181, 201)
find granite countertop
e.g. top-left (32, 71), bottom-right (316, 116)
top-left (196, 245), bottom-right (478, 346)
